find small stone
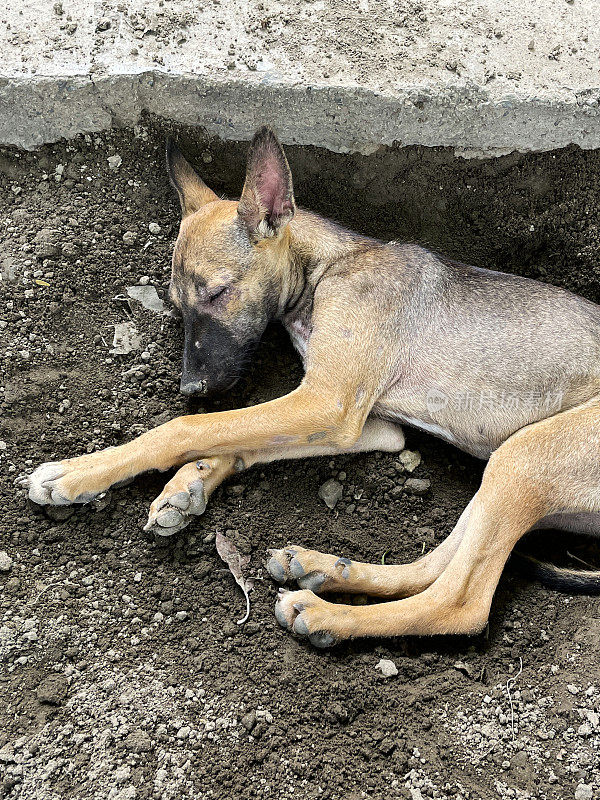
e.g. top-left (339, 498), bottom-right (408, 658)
top-left (148, 222), bottom-right (161, 234)
top-left (5, 577), bottom-right (20, 594)
top-left (577, 722), bottom-right (593, 737)
top-left (107, 154), bottom-right (122, 170)
top-left (398, 449), bottom-right (421, 473)
top-left (138, 275), bottom-right (150, 285)
top-left (123, 730), bottom-right (151, 753)
top-left (37, 674), bottom-right (68, 705)
top-left (318, 479), bottom-right (343, 509)
top-left (567, 684), bottom-right (580, 695)
top-left (96, 18), bottom-right (111, 31)
top-left (575, 785), bottom-right (593, 800)
top-left (241, 711), bottom-right (256, 731)
top-left (0, 551), bottom-right (13, 572)
top-left (375, 659), bottom-right (398, 678)
top-left (114, 765), bottom-right (131, 783)
top-left (122, 231), bottom-right (137, 245)
top-left (403, 478), bottom-right (431, 496)
top-left (177, 726), bottom-right (191, 739)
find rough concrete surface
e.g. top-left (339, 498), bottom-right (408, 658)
top-left (1, 0), bottom-right (599, 155)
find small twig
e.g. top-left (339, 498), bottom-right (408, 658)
top-left (566, 550), bottom-right (597, 570)
top-left (29, 581), bottom-right (79, 605)
top-left (505, 657), bottom-right (523, 741)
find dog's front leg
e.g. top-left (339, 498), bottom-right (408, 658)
top-left (23, 380), bottom-right (371, 507)
top-left (144, 418), bottom-right (405, 536)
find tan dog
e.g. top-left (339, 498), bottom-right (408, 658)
top-left (22, 126), bottom-right (600, 648)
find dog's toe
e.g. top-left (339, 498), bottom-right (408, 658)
top-left (25, 462), bottom-right (70, 506)
top-left (168, 491), bottom-right (191, 510)
top-left (266, 555), bottom-right (287, 583)
top-left (145, 479), bottom-right (207, 537)
top-left (274, 588), bottom-right (340, 649)
top-left (266, 545), bottom-right (330, 590)
top-left (297, 572), bottom-right (326, 592)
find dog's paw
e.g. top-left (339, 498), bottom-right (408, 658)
top-left (266, 546), bottom-right (354, 593)
top-left (144, 478), bottom-right (207, 537)
top-left (274, 588), bottom-right (341, 648)
top-left (19, 460), bottom-right (102, 506)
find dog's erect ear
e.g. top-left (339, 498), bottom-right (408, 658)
top-left (166, 139), bottom-right (219, 218)
top-left (237, 126), bottom-right (295, 240)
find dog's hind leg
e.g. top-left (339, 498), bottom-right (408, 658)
top-left (273, 397), bottom-right (600, 646)
top-left (266, 499), bottom-right (473, 597)
top-left (144, 418), bottom-right (405, 536)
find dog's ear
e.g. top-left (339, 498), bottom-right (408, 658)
top-left (237, 126), bottom-right (295, 240)
top-left (166, 139), bottom-right (219, 218)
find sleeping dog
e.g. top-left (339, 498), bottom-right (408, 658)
top-left (23, 126), bottom-right (600, 648)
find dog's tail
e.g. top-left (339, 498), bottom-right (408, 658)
top-left (512, 552), bottom-right (600, 594)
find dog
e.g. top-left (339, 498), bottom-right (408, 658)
top-left (22, 125), bottom-right (600, 649)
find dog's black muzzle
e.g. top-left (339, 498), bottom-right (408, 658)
top-left (180, 313), bottom-right (247, 397)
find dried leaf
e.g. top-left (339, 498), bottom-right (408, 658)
top-left (215, 532), bottom-right (254, 625)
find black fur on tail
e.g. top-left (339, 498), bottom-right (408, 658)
top-left (512, 552), bottom-right (600, 595)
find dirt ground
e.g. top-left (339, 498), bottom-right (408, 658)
top-left (1, 123), bottom-right (600, 800)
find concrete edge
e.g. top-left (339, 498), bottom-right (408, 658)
top-left (1, 71), bottom-right (600, 157)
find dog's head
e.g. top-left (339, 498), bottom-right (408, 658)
top-left (167, 126), bottom-right (296, 397)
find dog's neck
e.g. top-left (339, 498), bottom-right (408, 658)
top-left (277, 209), bottom-right (378, 317)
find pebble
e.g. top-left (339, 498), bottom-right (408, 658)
top-left (37, 674), bottom-right (69, 705)
top-left (107, 154), bottom-right (122, 170)
top-left (318, 479), bottom-right (343, 509)
top-left (398, 449), bottom-right (422, 473)
top-left (123, 730), bottom-right (151, 753)
top-left (0, 551), bottom-right (13, 572)
top-left (241, 711), bottom-right (256, 731)
top-left (148, 222), bottom-right (161, 234)
top-left (575, 785), bottom-right (593, 800)
top-left (404, 478), bottom-right (431, 496)
top-left (375, 659), bottom-right (398, 678)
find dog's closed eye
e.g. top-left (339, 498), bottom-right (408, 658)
top-left (207, 285), bottom-right (229, 304)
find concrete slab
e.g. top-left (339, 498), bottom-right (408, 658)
top-left (1, 0), bottom-right (599, 155)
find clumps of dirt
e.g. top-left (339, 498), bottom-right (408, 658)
top-left (1, 125), bottom-right (600, 800)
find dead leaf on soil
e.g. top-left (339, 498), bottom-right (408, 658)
top-left (215, 531), bottom-right (254, 625)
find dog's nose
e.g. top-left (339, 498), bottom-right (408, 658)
top-left (180, 380), bottom-right (207, 396)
